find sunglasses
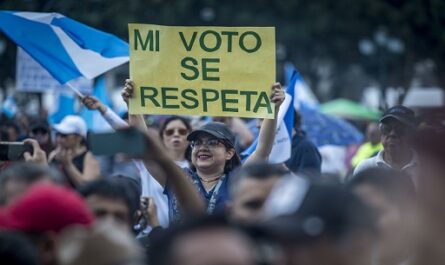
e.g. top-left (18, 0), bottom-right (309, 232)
top-left (164, 128), bottom-right (188, 136)
top-left (379, 123), bottom-right (407, 136)
top-left (32, 128), bottom-right (48, 135)
top-left (190, 139), bottom-right (224, 149)
top-left (56, 132), bottom-right (76, 138)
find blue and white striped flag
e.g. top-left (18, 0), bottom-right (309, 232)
top-left (0, 11), bottom-right (129, 84)
top-left (241, 72), bottom-right (299, 163)
top-left (242, 69), bottom-right (363, 163)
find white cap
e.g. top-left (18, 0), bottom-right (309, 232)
top-left (53, 115), bottom-right (87, 138)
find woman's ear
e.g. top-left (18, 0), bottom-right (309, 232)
top-left (225, 148), bottom-right (235, 161)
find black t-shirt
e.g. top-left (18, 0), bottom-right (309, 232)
top-left (285, 129), bottom-right (322, 177)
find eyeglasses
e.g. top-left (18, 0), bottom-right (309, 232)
top-left (164, 128), bottom-right (188, 136)
top-left (379, 123), bottom-right (407, 136)
top-left (190, 139), bottom-right (224, 149)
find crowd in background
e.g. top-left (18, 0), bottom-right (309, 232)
top-left (0, 79), bottom-right (444, 265)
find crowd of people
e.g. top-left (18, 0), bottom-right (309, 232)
top-left (0, 78), bottom-right (444, 265)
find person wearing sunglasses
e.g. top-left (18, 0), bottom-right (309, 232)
top-left (159, 116), bottom-right (192, 169)
top-left (28, 120), bottom-right (54, 155)
top-left (353, 105), bottom-right (417, 182)
top-left (122, 80), bottom-right (285, 222)
top-left (48, 115), bottom-right (100, 187)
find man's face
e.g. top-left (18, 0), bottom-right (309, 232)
top-left (86, 195), bottom-right (130, 229)
top-left (171, 227), bottom-right (257, 265)
top-left (379, 119), bottom-right (410, 153)
top-left (30, 128), bottom-right (50, 145)
top-left (230, 176), bottom-right (280, 223)
top-left (1, 178), bottom-right (51, 206)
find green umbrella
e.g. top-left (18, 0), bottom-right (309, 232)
top-left (320, 99), bottom-right (382, 121)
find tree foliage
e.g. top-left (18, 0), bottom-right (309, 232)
top-left (1, 0), bottom-right (444, 100)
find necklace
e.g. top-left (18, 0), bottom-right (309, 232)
top-left (199, 175), bottom-right (222, 183)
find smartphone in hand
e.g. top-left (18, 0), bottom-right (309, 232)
top-left (0, 142), bottom-right (33, 161)
top-left (88, 128), bottom-right (146, 157)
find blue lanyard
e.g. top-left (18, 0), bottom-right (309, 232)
top-left (206, 175), bottom-right (226, 214)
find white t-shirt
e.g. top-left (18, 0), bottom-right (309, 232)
top-left (101, 108), bottom-right (171, 227)
top-left (135, 159), bottom-right (189, 228)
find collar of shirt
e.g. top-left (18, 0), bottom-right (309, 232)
top-left (375, 149), bottom-right (417, 170)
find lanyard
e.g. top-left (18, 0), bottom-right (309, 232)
top-left (206, 174), bottom-right (226, 214)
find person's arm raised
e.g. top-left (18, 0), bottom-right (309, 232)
top-left (244, 83), bottom-right (285, 165)
top-left (141, 129), bottom-right (205, 215)
top-left (121, 79), bottom-right (167, 186)
top-left (121, 79), bottom-right (149, 133)
top-left (82, 96), bottom-right (128, 130)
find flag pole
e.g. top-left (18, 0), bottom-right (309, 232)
top-left (66, 81), bottom-right (85, 99)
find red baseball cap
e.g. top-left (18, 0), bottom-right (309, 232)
top-left (0, 184), bottom-right (94, 233)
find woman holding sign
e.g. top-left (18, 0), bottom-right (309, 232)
top-left (122, 79), bottom-right (285, 221)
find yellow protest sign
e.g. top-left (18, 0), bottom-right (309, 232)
top-left (128, 24), bottom-right (275, 118)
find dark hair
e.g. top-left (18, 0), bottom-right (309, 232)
top-left (348, 168), bottom-right (416, 208)
top-left (159, 116), bottom-right (192, 140)
top-left (0, 163), bottom-right (61, 205)
top-left (148, 215), bottom-right (250, 265)
top-left (6, 121), bottom-right (20, 133)
top-left (0, 231), bottom-right (39, 265)
top-left (0, 122), bottom-right (20, 141)
top-left (189, 139), bottom-right (241, 174)
top-left (230, 162), bottom-right (289, 195)
top-left (294, 110), bottom-right (302, 129)
top-left (159, 116), bottom-right (193, 162)
top-left (298, 184), bottom-right (377, 243)
top-left (77, 177), bottom-right (140, 224)
top-left (222, 139), bottom-right (242, 173)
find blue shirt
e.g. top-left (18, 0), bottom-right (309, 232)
top-left (164, 168), bottom-right (231, 223)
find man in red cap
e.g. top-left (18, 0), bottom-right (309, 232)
top-left (0, 183), bottom-right (94, 265)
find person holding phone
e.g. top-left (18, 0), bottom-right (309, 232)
top-left (82, 97), bottom-right (193, 228)
top-left (49, 115), bottom-right (100, 187)
top-left (82, 97), bottom-right (192, 168)
top-left (122, 80), bottom-right (285, 221)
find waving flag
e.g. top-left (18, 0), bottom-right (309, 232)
top-left (241, 72), bottom-right (298, 163)
top-left (242, 69), bottom-right (363, 163)
top-left (1, 96), bottom-right (18, 118)
top-left (0, 11), bottom-right (128, 85)
top-left (48, 91), bottom-right (76, 124)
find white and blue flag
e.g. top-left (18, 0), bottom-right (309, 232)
top-left (48, 90), bottom-right (76, 124)
top-left (1, 96), bottom-right (18, 118)
top-left (241, 72), bottom-right (299, 163)
top-left (0, 11), bottom-right (129, 84)
top-left (242, 69), bottom-right (363, 163)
